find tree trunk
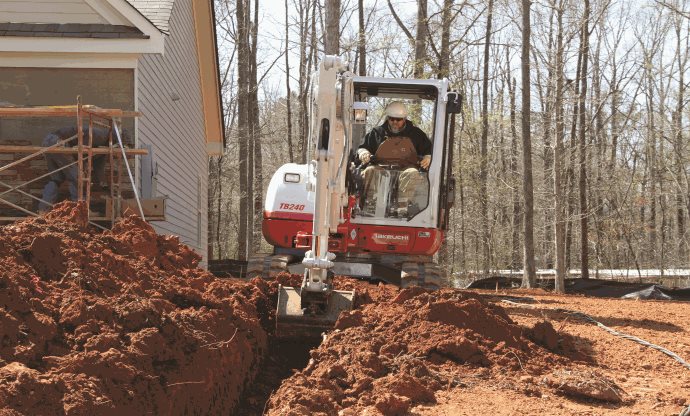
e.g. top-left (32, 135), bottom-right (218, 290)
top-left (645, 52), bottom-right (657, 265)
top-left (674, 15), bottom-right (688, 261)
top-left (589, 15), bottom-right (606, 279)
top-left (508, 68), bottom-right (521, 271)
top-left (297, 0), bottom-right (308, 163)
top-left (437, 0), bottom-right (453, 79)
top-left (357, 0), bottom-right (366, 76)
top-left (521, 0), bottom-right (537, 287)
top-left (436, 0), bottom-right (454, 268)
top-left (541, 1), bottom-right (556, 270)
top-left (250, 0), bottom-right (261, 253)
top-left (480, 0), bottom-right (494, 275)
top-left (459, 62), bottom-right (468, 272)
top-left (554, 1), bottom-right (566, 293)
top-left (414, 0), bottom-right (428, 79)
top-left (285, 0), bottom-right (294, 163)
top-left (565, 28), bottom-right (583, 273)
top-left (578, 0), bottom-right (590, 279)
top-left (325, 0), bottom-right (340, 55)
top-left (236, 0), bottom-right (250, 260)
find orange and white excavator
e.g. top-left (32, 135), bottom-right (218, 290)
top-left (250, 55), bottom-right (461, 338)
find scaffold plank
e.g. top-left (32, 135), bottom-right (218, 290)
top-left (0, 146), bottom-right (148, 155)
top-left (0, 106), bottom-right (140, 118)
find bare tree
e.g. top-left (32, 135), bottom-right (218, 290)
top-left (507, 51), bottom-right (521, 271)
top-left (578, 0), bottom-right (591, 279)
top-left (480, 0), bottom-right (494, 275)
top-left (554, 0), bottom-right (566, 292)
top-left (250, 0), bottom-right (262, 253)
top-left (437, 0), bottom-right (454, 79)
top-left (357, 0), bottom-right (366, 75)
top-left (236, 0), bottom-right (250, 260)
top-left (522, 0), bottom-right (537, 287)
top-left (285, 0), bottom-right (294, 163)
top-left (414, 0), bottom-right (429, 78)
top-left (672, 10), bottom-right (688, 260)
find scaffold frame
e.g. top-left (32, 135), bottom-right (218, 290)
top-left (0, 98), bottom-right (148, 227)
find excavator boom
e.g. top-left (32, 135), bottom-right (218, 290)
top-left (275, 56), bottom-right (356, 339)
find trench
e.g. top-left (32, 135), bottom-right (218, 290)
top-left (234, 339), bottom-right (320, 415)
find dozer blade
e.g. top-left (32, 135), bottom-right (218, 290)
top-left (276, 285), bottom-right (355, 340)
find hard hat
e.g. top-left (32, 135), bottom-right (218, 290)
top-left (385, 101), bottom-right (408, 119)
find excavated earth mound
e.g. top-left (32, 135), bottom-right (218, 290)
top-left (266, 287), bottom-right (617, 416)
top-left (0, 202), bottom-right (271, 415)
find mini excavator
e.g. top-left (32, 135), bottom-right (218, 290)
top-left (250, 55), bottom-right (461, 338)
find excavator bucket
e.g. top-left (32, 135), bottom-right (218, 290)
top-left (276, 285), bottom-right (355, 340)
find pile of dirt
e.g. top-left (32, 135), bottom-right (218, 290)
top-left (265, 287), bottom-right (621, 416)
top-left (0, 202), bottom-right (270, 415)
top-left (2, 202), bottom-right (651, 415)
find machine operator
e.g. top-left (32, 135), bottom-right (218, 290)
top-left (356, 101), bottom-right (432, 216)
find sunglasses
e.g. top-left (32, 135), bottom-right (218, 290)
top-left (388, 117), bottom-right (404, 122)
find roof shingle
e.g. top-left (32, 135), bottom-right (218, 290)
top-left (125, 0), bottom-right (174, 34)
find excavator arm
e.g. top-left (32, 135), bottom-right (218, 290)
top-left (276, 56), bottom-right (356, 339)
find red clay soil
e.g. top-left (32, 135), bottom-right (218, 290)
top-left (266, 282), bottom-right (690, 416)
top-left (0, 202), bottom-right (273, 415)
top-left (2, 202), bottom-right (689, 415)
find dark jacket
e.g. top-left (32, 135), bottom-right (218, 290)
top-left (359, 120), bottom-right (431, 158)
top-left (49, 126), bottom-right (112, 147)
top-left (43, 126), bottom-right (115, 184)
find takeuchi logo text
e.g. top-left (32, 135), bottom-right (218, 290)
top-left (372, 233), bottom-right (410, 244)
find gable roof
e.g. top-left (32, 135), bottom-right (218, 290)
top-left (0, 23), bottom-right (148, 39)
top-left (124, 0), bottom-right (174, 35)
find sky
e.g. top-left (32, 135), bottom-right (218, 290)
top-left (252, 0), bottom-right (421, 93)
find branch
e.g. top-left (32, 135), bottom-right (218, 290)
top-left (257, 51), bottom-right (286, 87)
top-left (655, 0), bottom-right (690, 20)
top-left (387, 0), bottom-right (414, 42)
top-left (427, 29), bottom-right (441, 62)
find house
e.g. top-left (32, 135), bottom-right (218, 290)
top-left (0, 0), bottom-right (224, 262)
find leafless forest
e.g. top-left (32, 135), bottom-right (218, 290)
top-left (209, 0), bottom-right (690, 284)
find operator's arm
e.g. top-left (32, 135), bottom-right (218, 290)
top-left (414, 128), bottom-right (432, 169)
top-left (357, 128), bottom-right (379, 164)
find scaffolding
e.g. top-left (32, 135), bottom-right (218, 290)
top-left (0, 98), bottom-right (152, 227)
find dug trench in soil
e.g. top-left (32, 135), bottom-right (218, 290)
top-left (0, 201), bottom-right (283, 415)
top-left (234, 274), bottom-right (405, 416)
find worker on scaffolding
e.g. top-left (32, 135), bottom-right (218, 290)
top-left (38, 126), bottom-right (114, 213)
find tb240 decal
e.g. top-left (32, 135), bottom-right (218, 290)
top-left (279, 203), bottom-right (306, 211)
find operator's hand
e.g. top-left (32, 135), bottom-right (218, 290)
top-left (358, 149), bottom-right (372, 165)
top-left (420, 155), bottom-right (431, 170)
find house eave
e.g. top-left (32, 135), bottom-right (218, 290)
top-left (0, 35), bottom-right (165, 55)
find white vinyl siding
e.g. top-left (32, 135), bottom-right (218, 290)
top-left (136, 0), bottom-right (208, 261)
top-left (0, 1), bottom-right (105, 24)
